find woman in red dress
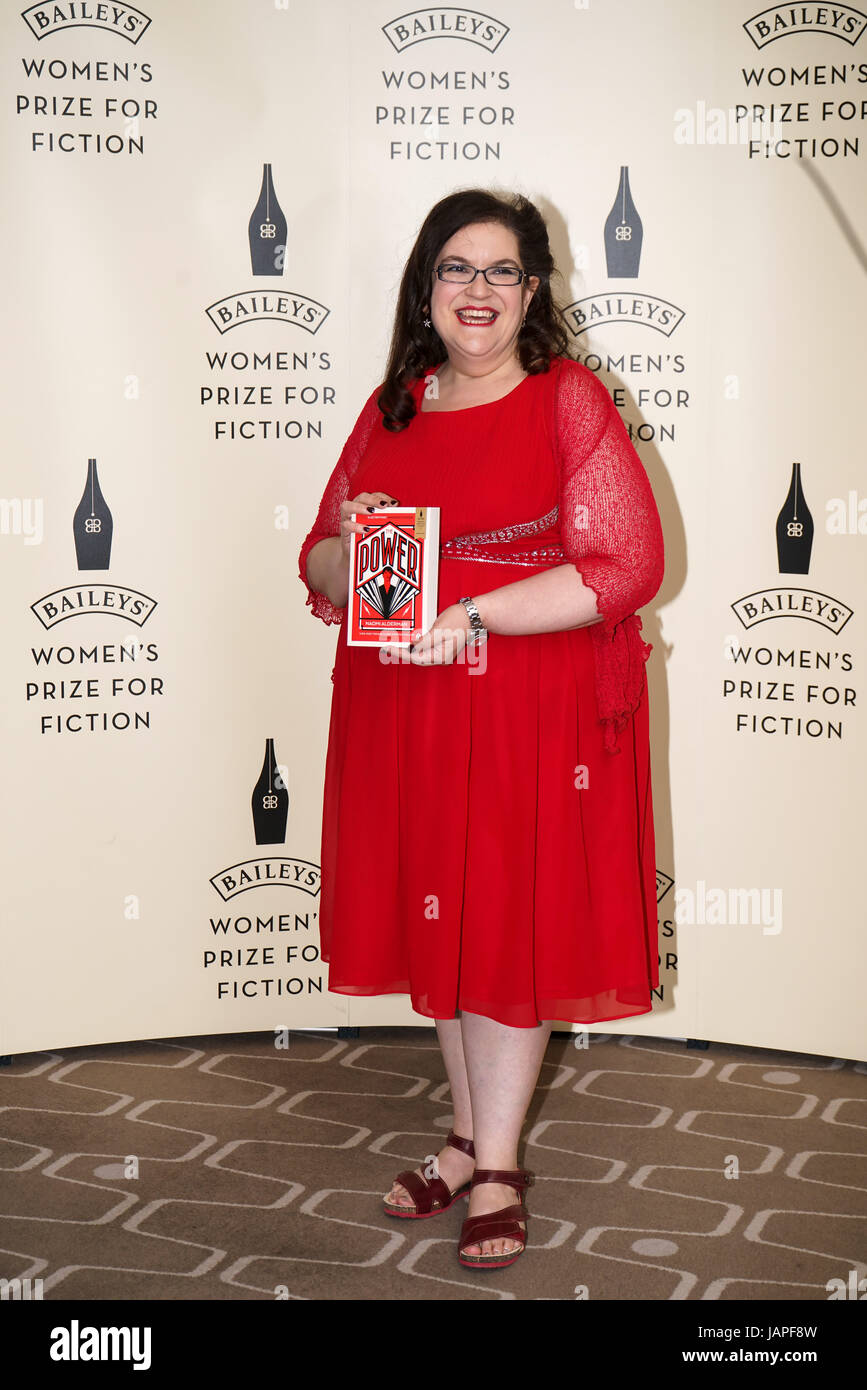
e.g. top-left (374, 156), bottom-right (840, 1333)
top-left (298, 189), bottom-right (664, 1270)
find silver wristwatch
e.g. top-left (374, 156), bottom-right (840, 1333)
top-left (459, 596), bottom-right (488, 645)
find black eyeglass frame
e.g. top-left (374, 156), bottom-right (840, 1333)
top-left (433, 261), bottom-right (531, 286)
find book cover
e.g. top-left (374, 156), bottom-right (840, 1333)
top-left (346, 506), bottom-right (440, 647)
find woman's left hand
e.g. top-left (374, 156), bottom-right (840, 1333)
top-left (406, 603), bottom-right (474, 664)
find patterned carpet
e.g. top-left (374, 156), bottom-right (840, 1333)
top-left (1, 1028), bottom-right (865, 1302)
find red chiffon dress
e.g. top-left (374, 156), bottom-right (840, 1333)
top-left (298, 355), bottom-right (664, 1028)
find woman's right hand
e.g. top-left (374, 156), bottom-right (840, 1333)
top-left (339, 491), bottom-right (399, 561)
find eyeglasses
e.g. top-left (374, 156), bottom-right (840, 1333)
top-left (434, 261), bottom-right (529, 286)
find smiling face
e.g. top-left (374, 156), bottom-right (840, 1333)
top-left (428, 221), bottom-right (539, 377)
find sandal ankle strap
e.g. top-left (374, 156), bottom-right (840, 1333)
top-left (446, 1130), bottom-right (476, 1159)
top-left (470, 1167), bottom-right (534, 1191)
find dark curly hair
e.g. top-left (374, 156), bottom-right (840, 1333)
top-left (377, 188), bottom-right (571, 432)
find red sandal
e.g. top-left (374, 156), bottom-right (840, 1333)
top-left (458, 1167), bottom-right (534, 1269)
top-left (382, 1130), bottom-right (476, 1219)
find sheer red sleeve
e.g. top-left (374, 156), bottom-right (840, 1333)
top-left (555, 357), bottom-right (664, 626)
top-left (297, 387), bottom-right (383, 625)
top-left (553, 357), bottom-right (665, 752)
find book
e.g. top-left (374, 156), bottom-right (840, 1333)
top-left (346, 505), bottom-right (440, 647)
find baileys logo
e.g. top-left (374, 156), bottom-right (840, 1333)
top-left (731, 589), bottom-right (852, 632)
top-left (205, 162), bottom-right (330, 335)
top-left (31, 457), bottom-right (157, 629)
top-left (204, 742), bottom-right (322, 1005)
top-left (382, 8), bottom-right (509, 52)
top-left (208, 737), bottom-right (319, 922)
top-left (565, 165), bottom-right (686, 338)
top-left (742, 4), bottom-right (866, 48)
top-left (21, 2), bottom-right (152, 42)
top-left (208, 737), bottom-right (321, 901)
top-left (731, 462), bottom-right (853, 633)
top-left (565, 294), bottom-right (685, 338)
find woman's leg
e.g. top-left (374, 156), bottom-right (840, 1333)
top-left (383, 1015), bottom-right (476, 1207)
top-left (385, 1011), bottom-right (552, 1259)
top-left (460, 1011), bottom-right (552, 1258)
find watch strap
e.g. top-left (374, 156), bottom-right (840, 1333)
top-left (459, 596), bottom-right (487, 644)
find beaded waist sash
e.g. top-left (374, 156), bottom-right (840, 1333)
top-left (441, 504), bottom-right (564, 567)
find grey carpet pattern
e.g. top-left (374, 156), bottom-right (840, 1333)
top-left (0, 1028), bottom-right (865, 1301)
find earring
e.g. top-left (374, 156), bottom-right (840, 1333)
top-left (423, 318), bottom-right (431, 328)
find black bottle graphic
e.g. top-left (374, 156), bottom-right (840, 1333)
top-left (776, 461), bottom-right (814, 574)
top-left (73, 457), bottom-right (113, 570)
top-left (251, 738), bottom-right (289, 845)
top-left (248, 163), bottom-right (287, 276)
top-left (604, 166), bottom-right (643, 278)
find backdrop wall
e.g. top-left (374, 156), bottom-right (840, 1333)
top-left (2, 0), bottom-right (865, 1059)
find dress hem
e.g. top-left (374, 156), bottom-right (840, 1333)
top-left (321, 977), bottom-right (656, 1029)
